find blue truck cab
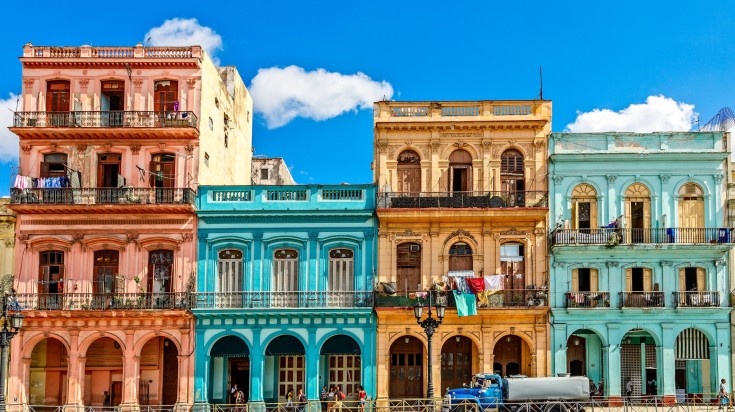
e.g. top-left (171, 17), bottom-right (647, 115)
top-left (445, 373), bottom-right (504, 411)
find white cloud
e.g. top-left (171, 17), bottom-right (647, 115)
top-left (144, 18), bottom-right (223, 63)
top-left (249, 65), bottom-right (394, 129)
top-left (0, 93), bottom-right (19, 162)
top-left (565, 95), bottom-right (696, 133)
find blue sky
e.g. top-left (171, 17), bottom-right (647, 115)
top-left (1, 1), bottom-right (734, 194)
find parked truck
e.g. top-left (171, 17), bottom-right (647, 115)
top-left (445, 374), bottom-right (590, 412)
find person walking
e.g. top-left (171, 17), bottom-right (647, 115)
top-left (327, 386), bottom-right (336, 412)
top-left (321, 385), bottom-right (329, 412)
top-left (720, 379), bottom-right (729, 410)
top-left (231, 384), bottom-right (239, 404)
top-left (287, 388), bottom-right (294, 408)
top-left (625, 379), bottom-right (634, 401)
top-left (334, 386), bottom-right (345, 412)
top-left (103, 391), bottom-right (111, 407)
top-left (358, 385), bottom-right (367, 412)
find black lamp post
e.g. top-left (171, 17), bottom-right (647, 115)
top-left (413, 291), bottom-right (446, 402)
top-left (0, 293), bottom-right (23, 412)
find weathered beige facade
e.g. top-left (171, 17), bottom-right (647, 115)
top-left (373, 100), bottom-right (552, 398)
top-left (0, 198), bottom-right (15, 279)
top-left (251, 157), bottom-right (296, 185)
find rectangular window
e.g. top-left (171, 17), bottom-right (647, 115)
top-left (260, 168), bottom-right (269, 180)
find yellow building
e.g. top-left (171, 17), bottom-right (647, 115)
top-left (0, 198), bottom-right (15, 281)
top-left (373, 100), bottom-right (552, 399)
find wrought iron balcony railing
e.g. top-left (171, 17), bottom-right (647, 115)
top-left (191, 291), bottom-right (374, 309)
top-left (12, 293), bottom-right (190, 311)
top-left (565, 292), bottom-right (611, 308)
top-left (619, 292), bottom-right (665, 308)
top-left (552, 228), bottom-right (734, 245)
top-left (377, 191), bottom-right (548, 209)
top-left (13, 111), bottom-right (198, 129)
top-left (374, 289), bottom-right (548, 308)
top-left (673, 291), bottom-right (720, 308)
top-left (10, 188), bottom-right (195, 205)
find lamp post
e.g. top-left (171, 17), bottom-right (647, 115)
top-left (0, 293), bottom-right (23, 412)
top-left (413, 291), bottom-right (446, 403)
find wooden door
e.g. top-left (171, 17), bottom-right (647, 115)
top-left (449, 242), bottom-right (473, 272)
top-left (441, 337), bottom-right (473, 391)
top-left (111, 381), bottom-right (122, 406)
top-left (46, 81), bottom-right (70, 112)
top-left (396, 243), bottom-right (421, 293)
top-left (149, 154), bottom-right (175, 189)
top-left (162, 339), bottom-right (179, 405)
top-left (397, 167), bottom-right (421, 194)
top-left (390, 337), bottom-right (423, 398)
top-left (97, 154), bottom-right (121, 187)
top-left (154, 81), bottom-right (179, 112)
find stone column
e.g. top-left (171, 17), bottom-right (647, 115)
top-left (305, 329), bottom-right (320, 400)
top-left (552, 323), bottom-right (567, 375)
top-left (121, 332), bottom-right (140, 411)
top-left (66, 332), bottom-right (84, 408)
top-left (249, 329), bottom-right (264, 403)
top-left (193, 328), bottom-right (208, 405)
top-left (660, 324), bottom-right (676, 401)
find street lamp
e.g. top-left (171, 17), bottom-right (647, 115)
top-left (0, 293), bottom-right (23, 412)
top-left (413, 291), bottom-right (446, 402)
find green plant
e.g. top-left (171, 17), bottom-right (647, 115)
top-left (606, 232), bottom-right (621, 248)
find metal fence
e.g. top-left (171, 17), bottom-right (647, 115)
top-left (377, 192), bottom-right (548, 209)
top-left (13, 111), bottom-right (198, 128)
top-left (192, 291), bottom-right (374, 309)
top-left (10, 188), bottom-right (195, 205)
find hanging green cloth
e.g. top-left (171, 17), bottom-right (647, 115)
top-left (453, 290), bottom-right (477, 317)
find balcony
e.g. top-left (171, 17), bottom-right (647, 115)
top-left (198, 184), bottom-right (375, 212)
top-left (374, 289), bottom-right (548, 309)
top-left (376, 191), bottom-right (548, 209)
top-left (619, 292), bottom-right (665, 308)
top-left (565, 292), bottom-right (611, 308)
top-left (13, 293), bottom-right (190, 311)
top-left (673, 291), bottom-right (720, 308)
top-left (191, 291), bottom-right (374, 309)
top-left (9, 188), bottom-right (195, 214)
top-left (552, 228), bottom-right (734, 246)
top-left (374, 101), bottom-right (551, 123)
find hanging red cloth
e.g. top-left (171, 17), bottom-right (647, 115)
top-left (465, 277), bottom-right (485, 294)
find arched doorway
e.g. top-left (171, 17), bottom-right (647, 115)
top-left (209, 335), bottom-right (250, 404)
top-left (678, 183), bottom-right (705, 242)
top-left (494, 335), bottom-right (527, 377)
top-left (621, 329), bottom-right (658, 398)
top-left (397, 150), bottom-right (421, 195)
top-left (29, 338), bottom-right (68, 405)
top-left (83, 337), bottom-right (123, 406)
top-left (321, 335), bottom-right (362, 397)
top-left (448, 242), bottom-right (473, 272)
top-left (389, 336), bottom-right (424, 398)
top-left (265, 335), bottom-right (305, 402)
top-left (139, 337), bottom-right (178, 406)
top-left (625, 183), bottom-right (651, 243)
top-left (566, 329), bottom-right (604, 390)
top-left (674, 328), bottom-right (713, 399)
top-left (449, 149), bottom-right (472, 193)
top-left (441, 336), bottom-right (473, 392)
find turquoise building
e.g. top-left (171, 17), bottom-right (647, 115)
top-left (193, 185), bottom-right (377, 406)
top-left (549, 132), bottom-right (732, 402)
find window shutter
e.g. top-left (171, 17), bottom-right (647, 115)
top-left (679, 268), bottom-right (686, 292)
top-left (625, 269), bottom-right (632, 291)
top-left (696, 268), bottom-right (706, 291)
top-left (590, 269), bottom-right (599, 292)
top-left (590, 201), bottom-right (598, 230)
top-left (644, 268), bottom-right (653, 291)
top-left (41, 161), bottom-right (50, 178)
top-left (571, 269), bottom-right (579, 292)
top-left (643, 200), bottom-right (651, 229)
top-left (572, 201), bottom-right (578, 230)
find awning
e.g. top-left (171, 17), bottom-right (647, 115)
top-left (320, 335), bottom-right (361, 355)
top-left (676, 328), bottom-right (710, 360)
top-left (211, 336), bottom-right (249, 358)
top-left (266, 335), bottom-right (305, 356)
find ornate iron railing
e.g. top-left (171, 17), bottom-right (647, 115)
top-left (191, 291), bottom-right (374, 309)
top-left (565, 292), bottom-right (611, 308)
top-left (374, 289), bottom-right (548, 308)
top-left (552, 228), bottom-right (733, 245)
top-left (10, 188), bottom-right (195, 205)
top-left (377, 191), bottom-right (548, 209)
top-left (13, 111), bottom-right (198, 129)
top-left (619, 292), bottom-right (665, 308)
top-left (12, 293), bottom-right (190, 311)
top-left (673, 291), bottom-right (720, 307)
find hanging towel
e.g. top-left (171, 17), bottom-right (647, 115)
top-left (484, 275), bottom-right (504, 292)
top-left (449, 270), bottom-right (473, 294)
top-left (466, 277), bottom-right (485, 294)
top-left (453, 290), bottom-right (477, 317)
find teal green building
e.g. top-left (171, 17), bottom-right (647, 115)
top-left (549, 132), bottom-right (732, 402)
top-left (193, 185), bottom-right (376, 407)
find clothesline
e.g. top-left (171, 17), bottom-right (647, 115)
top-left (13, 174), bottom-right (71, 190)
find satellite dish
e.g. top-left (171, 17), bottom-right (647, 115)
top-left (381, 282), bottom-right (397, 295)
top-left (488, 196), bottom-right (505, 208)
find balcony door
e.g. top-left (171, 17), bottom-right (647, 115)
top-left (328, 249), bottom-right (354, 306)
top-left (501, 149), bottom-right (524, 206)
top-left (625, 183), bottom-right (651, 243)
top-left (101, 80), bottom-right (125, 126)
top-left (273, 249), bottom-right (298, 307)
top-left (150, 153), bottom-right (176, 203)
top-left (397, 150), bottom-right (421, 195)
top-left (148, 250), bottom-right (173, 308)
top-left (46, 80), bottom-right (71, 127)
top-left (217, 249), bottom-right (243, 308)
top-left (39, 251), bottom-right (64, 309)
top-left (678, 183), bottom-right (704, 242)
top-left (93, 250), bottom-right (119, 309)
top-left (449, 242), bottom-right (473, 272)
top-left (396, 243), bottom-right (421, 294)
top-left (449, 149), bottom-right (472, 193)
top-left (154, 80), bottom-right (178, 112)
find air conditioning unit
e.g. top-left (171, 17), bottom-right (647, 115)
top-left (409, 244), bottom-right (420, 252)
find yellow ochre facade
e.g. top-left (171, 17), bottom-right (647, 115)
top-left (373, 100), bottom-right (552, 399)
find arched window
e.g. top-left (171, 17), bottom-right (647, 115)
top-left (218, 249), bottom-right (243, 293)
top-left (449, 242), bottom-right (473, 271)
top-left (500, 243), bottom-right (524, 290)
top-left (328, 249), bottom-right (354, 291)
top-left (678, 183), bottom-right (704, 229)
top-left (625, 183), bottom-right (651, 243)
top-left (571, 184), bottom-right (597, 232)
top-left (501, 149), bottom-right (525, 206)
top-left (273, 249), bottom-right (299, 291)
top-left (449, 149), bottom-right (472, 193)
top-left (397, 150), bottom-right (421, 194)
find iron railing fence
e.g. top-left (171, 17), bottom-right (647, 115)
top-left (565, 292), bottom-right (611, 308)
top-left (10, 188), bottom-right (195, 205)
top-left (552, 228), bottom-right (734, 245)
top-left (12, 293), bottom-right (190, 311)
top-left (191, 291), bottom-right (374, 309)
top-left (13, 111), bottom-right (198, 128)
top-left (673, 291), bottom-right (720, 308)
top-left (377, 191), bottom-right (548, 209)
top-left (619, 292), bottom-right (665, 308)
top-left (374, 289), bottom-right (548, 308)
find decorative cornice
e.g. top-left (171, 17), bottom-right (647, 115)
top-left (552, 175), bottom-right (564, 184)
top-left (660, 174), bottom-right (671, 183)
top-left (184, 145), bottom-right (195, 154)
top-left (308, 231), bottom-right (319, 240)
top-left (130, 145), bottom-right (141, 155)
top-left (607, 174), bottom-right (617, 183)
top-left (377, 140), bottom-right (388, 153)
top-left (21, 145), bottom-right (32, 154)
top-left (715, 174), bottom-right (724, 183)
top-left (606, 261), bottom-right (619, 268)
top-left (252, 232), bottom-right (264, 241)
top-left (444, 229), bottom-right (477, 247)
top-left (396, 229), bottom-right (421, 237)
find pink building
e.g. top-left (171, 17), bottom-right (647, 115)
top-left (7, 43), bottom-right (252, 410)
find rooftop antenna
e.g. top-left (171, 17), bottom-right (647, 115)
top-left (699, 107), bottom-right (735, 132)
top-left (145, 36), bottom-right (152, 47)
top-left (538, 66), bottom-right (543, 100)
